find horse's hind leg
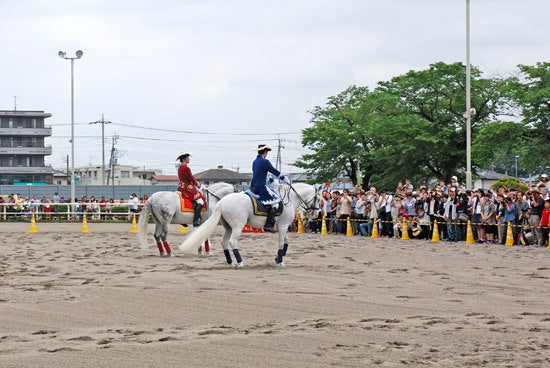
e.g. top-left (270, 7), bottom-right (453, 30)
top-left (227, 226), bottom-right (244, 267)
top-left (220, 221), bottom-right (233, 265)
top-left (153, 221), bottom-right (172, 257)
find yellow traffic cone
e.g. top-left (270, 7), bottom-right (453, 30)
top-left (346, 217), bottom-right (353, 237)
top-left (130, 213), bottom-right (138, 233)
top-left (371, 218), bottom-right (379, 238)
top-left (180, 225), bottom-right (187, 233)
top-left (81, 214), bottom-right (89, 233)
top-left (431, 220), bottom-right (440, 242)
top-left (465, 220), bottom-right (475, 244)
top-left (401, 218), bottom-right (410, 240)
top-left (297, 214), bottom-right (304, 234)
top-left (29, 213), bottom-right (38, 233)
top-left (505, 221), bottom-right (514, 246)
top-left (321, 216), bottom-right (328, 235)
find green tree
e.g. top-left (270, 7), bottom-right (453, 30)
top-left (368, 62), bottom-right (510, 188)
top-left (295, 85), bottom-right (378, 188)
top-left (513, 62), bottom-right (550, 173)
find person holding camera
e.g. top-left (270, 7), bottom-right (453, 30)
top-left (527, 189), bottom-right (545, 246)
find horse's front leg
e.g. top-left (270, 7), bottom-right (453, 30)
top-left (276, 226), bottom-right (289, 266)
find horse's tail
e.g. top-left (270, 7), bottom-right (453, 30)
top-left (179, 203), bottom-right (221, 254)
top-left (137, 201), bottom-right (151, 250)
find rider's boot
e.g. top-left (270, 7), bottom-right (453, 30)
top-left (192, 201), bottom-right (202, 227)
top-left (263, 205), bottom-right (277, 233)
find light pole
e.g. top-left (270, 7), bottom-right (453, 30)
top-left (90, 114), bottom-right (111, 185)
top-left (58, 50), bottom-right (83, 205)
top-left (515, 155), bottom-right (519, 179)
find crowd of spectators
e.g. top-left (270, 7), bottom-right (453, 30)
top-left (0, 192), bottom-right (148, 220)
top-left (311, 175), bottom-right (550, 247)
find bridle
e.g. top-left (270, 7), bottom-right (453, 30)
top-left (203, 184), bottom-right (238, 204)
top-left (281, 184), bottom-right (321, 212)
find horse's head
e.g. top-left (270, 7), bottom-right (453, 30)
top-left (284, 182), bottom-right (321, 213)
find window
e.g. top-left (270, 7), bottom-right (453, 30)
top-left (8, 118), bottom-right (14, 128)
top-left (26, 118), bottom-right (36, 128)
top-left (9, 137), bottom-right (14, 147)
top-left (26, 137), bottom-right (37, 147)
top-left (121, 171), bottom-right (130, 179)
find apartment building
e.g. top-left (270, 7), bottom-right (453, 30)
top-left (0, 110), bottom-right (54, 184)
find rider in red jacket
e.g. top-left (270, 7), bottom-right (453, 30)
top-left (177, 153), bottom-right (204, 226)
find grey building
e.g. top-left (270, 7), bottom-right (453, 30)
top-left (0, 110), bottom-right (54, 184)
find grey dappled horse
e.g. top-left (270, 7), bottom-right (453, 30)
top-left (137, 182), bottom-right (235, 255)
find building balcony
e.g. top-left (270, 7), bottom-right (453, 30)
top-left (0, 146), bottom-right (52, 155)
top-left (0, 165), bottom-right (55, 174)
top-left (0, 127), bottom-right (52, 136)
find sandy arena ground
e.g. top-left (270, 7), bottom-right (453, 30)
top-left (1, 221), bottom-right (549, 367)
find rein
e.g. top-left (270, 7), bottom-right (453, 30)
top-left (283, 184), bottom-right (320, 212)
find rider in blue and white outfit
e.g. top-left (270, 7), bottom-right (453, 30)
top-left (251, 144), bottom-right (290, 233)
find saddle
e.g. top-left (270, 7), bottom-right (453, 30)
top-left (245, 190), bottom-right (283, 217)
top-left (176, 191), bottom-right (206, 213)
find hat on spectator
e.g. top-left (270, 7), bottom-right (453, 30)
top-left (541, 174), bottom-right (548, 179)
top-left (451, 176), bottom-right (458, 181)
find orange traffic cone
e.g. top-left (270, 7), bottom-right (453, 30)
top-left (505, 221), bottom-right (514, 246)
top-left (401, 218), bottom-right (410, 240)
top-left (297, 214), bottom-right (304, 234)
top-left (81, 214), bottom-right (89, 233)
top-left (431, 220), bottom-right (440, 242)
top-left (346, 217), bottom-right (353, 237)
top-left (465, 220), bottom-right (475, 244)
top-left (130, 213), bottom-right (138, 233)
top-left (29, 213), bottom-right (38, 233)
top-left (321, 216), bottom-right (328, 235)
top-left (371, 218), bottom-right (379, 238)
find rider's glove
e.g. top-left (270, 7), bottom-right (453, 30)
top-left (279, 174), bottom-right (291, 184)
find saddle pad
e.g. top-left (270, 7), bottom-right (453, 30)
top-left (176, 191), bottom-right (206, 213)
top-left (248, 195), bottom-right (283, 217)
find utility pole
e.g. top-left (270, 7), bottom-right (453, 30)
top-left (13, 95), bottom-right (17, 110)
top-left (90, 114), bottom-right (112, 185)
top-left (275, 134), bottom-right (284, 171)
top-left (107, 134), bottom-right (119, 186)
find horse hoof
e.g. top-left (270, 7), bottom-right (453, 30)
top-left (236, 262), bottom-right (244, 268)
top-left (277, 262), bottom-right (286, 268)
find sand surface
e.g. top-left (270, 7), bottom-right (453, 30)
top-left (1, 222), bottom-right (549, 367)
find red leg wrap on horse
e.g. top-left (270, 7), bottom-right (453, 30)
top-left (205, 239), bottom-right (210, 253)
top-left (163, 241), bottom-right (172, 254)
top-left (156, 242), bottom-right (164, 253)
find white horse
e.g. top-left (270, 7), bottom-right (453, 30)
top-left (137, 182), bottom-right (235, 256)
top-left (179, 182), bottom-right (321, 267)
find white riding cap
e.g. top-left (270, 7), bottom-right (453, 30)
top-left (256, 144), bottom-right (272, 152)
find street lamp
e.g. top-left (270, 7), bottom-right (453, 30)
top-left (58, 50), bottom-right (83, 205)
top-left (515, 155), bottom-right (519, 179)
top-left (465, 0), bottom-right (472, 190)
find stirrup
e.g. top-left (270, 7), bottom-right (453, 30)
top-left (263, 226), bottom-right (276, 233)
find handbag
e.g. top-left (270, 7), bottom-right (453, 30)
top-left (459, 212), bottom-right (469, 222)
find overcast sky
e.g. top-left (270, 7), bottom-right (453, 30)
top-left (1, 0), bottom-right (548, 175)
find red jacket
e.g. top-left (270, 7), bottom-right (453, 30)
top-left (177, 164), bottom-right (202, 201)
top-left (541, 208), bottom-right (550, 227)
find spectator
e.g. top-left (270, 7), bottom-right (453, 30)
top-left (527, 189), bottom-right (544, 246)
top-left (540, 199), bottom-right (550, 247)
top-left (339, 189), bottom-right (353, 235)
top-left (540, 174), bottom-right (549, 189)
top-left (128, 193), bottom-right (140, 214)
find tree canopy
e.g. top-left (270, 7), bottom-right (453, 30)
top-left (296, 61), bottom-right (549, 189)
